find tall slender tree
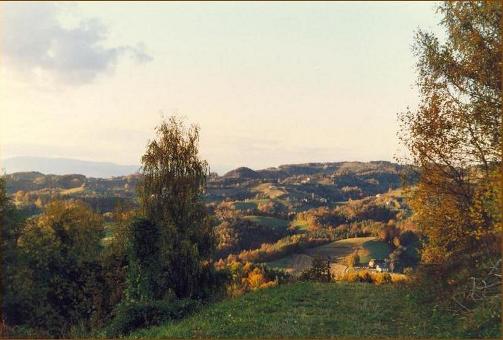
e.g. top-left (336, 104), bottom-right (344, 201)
top-left (138, 116), bottom-right (214, 299)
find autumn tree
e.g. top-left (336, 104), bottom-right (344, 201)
top-left (399, 1), bottom-right (501, 293)
top-left (138, 116), bottom-right (215, 299)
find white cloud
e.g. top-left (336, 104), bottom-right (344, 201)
top-left (0, 3), bottom-right (152, 85)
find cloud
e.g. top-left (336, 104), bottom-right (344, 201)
top-left (0, 3), bottom-right (152, 85)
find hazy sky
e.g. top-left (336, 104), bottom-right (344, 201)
top-left (0, 1), bottom-right (442, 174)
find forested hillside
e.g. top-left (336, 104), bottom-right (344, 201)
top-left (4, 160), bottom-right (411, 215)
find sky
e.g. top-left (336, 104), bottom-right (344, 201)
top-left (0, 1), bottom-right (443, 174)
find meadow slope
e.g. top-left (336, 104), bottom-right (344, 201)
top-left (131, 282), bottom-right (464, 338)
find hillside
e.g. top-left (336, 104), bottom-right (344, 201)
top-left (131, 282), bottom-right (464, 338)
top-left (4, 161), bottom-right (414, 216)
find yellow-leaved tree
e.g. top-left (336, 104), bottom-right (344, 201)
top-left (399, 1), bottom-right (501, 307)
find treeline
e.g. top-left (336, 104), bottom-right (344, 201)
top-left (0, 118), bottom-right (226, 337)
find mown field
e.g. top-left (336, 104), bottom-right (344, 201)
top-left (131, 282), bottom-right (464, 338)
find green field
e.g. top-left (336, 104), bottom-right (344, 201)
top-left (232, 200), bottom-right (260, 211)
top-left (358, 239), bottom-right (393, 263)
top-left (131, 282), bottom-right (463, 338)
top-left (243, 215), bottom-right (289, 230)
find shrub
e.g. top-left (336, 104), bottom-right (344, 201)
top-left (336, 270), bottom-right (409, 285)
top-left (247, 268), bottom-right (268, 289)
top-left (373, 272), bottom-right (392, 285)
top-left (222, 261), bottom-right (288, 297)
top-left (357, 270), bottom-right (373, 283)
top-left (105, 299), bottom-right (200, 337)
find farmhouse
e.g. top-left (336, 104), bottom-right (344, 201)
top-left (376, 263), bottom-right (390, 272)
top-left (368, 258), bottom-right (390, 272)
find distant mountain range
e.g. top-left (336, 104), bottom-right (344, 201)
top-left (1, 157), bottom-right (139, 178)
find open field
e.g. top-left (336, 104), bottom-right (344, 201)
top-left (358, 238), bottom-right (392, 263)
top-left (131, 282), bottom-right (464, 338)
top-left (267, 237), bottom-right (391, 275)
top-left (232, 200), bottom-right (263, 210)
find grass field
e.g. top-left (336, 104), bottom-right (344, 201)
top-left (267, 237), bottom-right (390, 274)
top-left (232, 200), bottom-right (261, 211)
top-left (358, 238), bottom-right (392, 263)
top-left (131, 282), bottom-right (463, 338)
top-left (243, 215), bottom-right (289, 230)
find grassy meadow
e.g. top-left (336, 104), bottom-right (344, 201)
top-left (131, 282), bottom-right (464, 338)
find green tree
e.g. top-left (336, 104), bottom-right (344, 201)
top-left (138, 116), bottom-right (215, 299)
top-left (124, 217), bottom-right (163, 302)
top-left (399, 0), bottom-right (501, 303)
top-left (12, 200), bottom-right (104, 335)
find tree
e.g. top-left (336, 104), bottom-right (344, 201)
top-left (138, 116), bottom-right (215, 299)
top-left (399, 1), bottom-right (501, 293)
top-left (124, 217), bottom-right (163, 302)
top-left (12, 200), bottom-right (104, 336)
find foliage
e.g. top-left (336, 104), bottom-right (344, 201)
top-left (257, 199), bottom-right (289, 218)
top-left (335, 270), bottom-right (409, 285)
top-left (232, 233), bottom-right (331, 264)
top-left (6, 200), bottom-right (104, 336)
top-left (398, 0), bottom-right (501, 311)
top-left (214, 217), bottom-right (288, 259)
top-left (138, 116), bottom-right (215, 299)
top-left (216, 260), bottom-right (289, 297)
top-left (105, 298), bottom-right (200, 337)
top-left (124, 217), bottom-right (164, 302)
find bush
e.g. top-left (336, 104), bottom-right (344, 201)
top-left (335, 270), bottom-right (409, 285)
top-left (105, 299), bottom-right (200, 337)
top-left (357, 271), bottom-right (373, 283)
top-left (217, 260), bottom-right (289, 297)
top-left (373, 272), bottom-right (392, 285)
